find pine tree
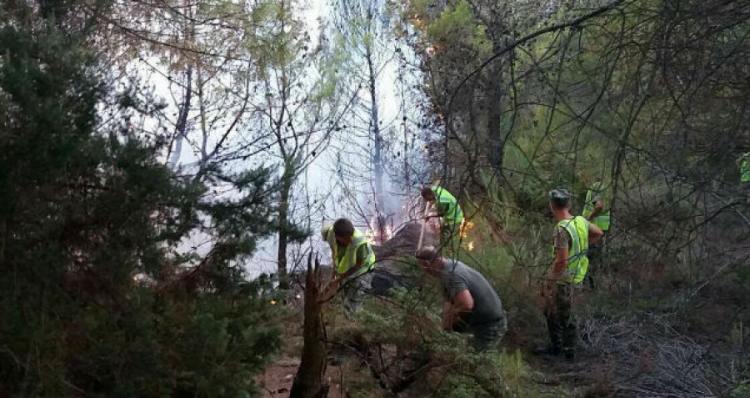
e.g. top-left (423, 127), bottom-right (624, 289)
top-left (0, 1), bottom-right (281, 396)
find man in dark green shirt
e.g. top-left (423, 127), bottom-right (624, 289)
top-left (415, 246), bottom-right (507, 352)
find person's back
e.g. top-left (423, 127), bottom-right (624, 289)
top-left (441, 260), bottom-right (506, 350)
top-left (421, 185), bottom-right (465, 257)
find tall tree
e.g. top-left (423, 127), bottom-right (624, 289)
top-left (256, 0), bottom-right (351, 288)
top-left (0, 1), bottom-right (281, 395)
top-left (330, 0), bottom-right (405, 238)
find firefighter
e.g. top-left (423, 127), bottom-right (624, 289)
top-left (536, 189), bottom-right (603, 361)
top-left (320, 218), bottom-right (376, 315)
top-left (581, 181), bottom-right (611, 289)
top-left (421, 184), bottom-right (464, 258)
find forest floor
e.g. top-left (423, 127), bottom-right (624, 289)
top-left (257, 358), bottom-right (351, 398)
top-left (255, 307), bottom-right (601, 398)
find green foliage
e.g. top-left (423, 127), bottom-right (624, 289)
top-left (426, 0), bottom-right (492, 57)
top-left (0, 1), bottom-right (281, 396)
top-left (325, 264), bottom-right (566, 398)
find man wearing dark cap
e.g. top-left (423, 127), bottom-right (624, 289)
top-left (537, 189), bottom-right (603, 361)
top-left (415, 246), bottom-right (507, 352)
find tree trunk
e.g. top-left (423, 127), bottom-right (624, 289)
top-left (486, 59), bottom-right (505, 176)
top-left (366, 42), bottom-right (384, 229)
top-left (404, 126), bottom-right (410, 188)
top-left (168, 67), bottom-right (192, 169)
top-left (289, 253), bottom-right (329, 398)
top-left (277, 159), bottom-right (294, 290)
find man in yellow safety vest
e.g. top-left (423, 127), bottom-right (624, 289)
top-left (581, 181), bottom-right (611, 289)
top-left (536, 189), bottom-right (603, 361)
top-left (421, 185), bottom-right (464, 258)
top-left (321, 218), bottom-right (376, 315)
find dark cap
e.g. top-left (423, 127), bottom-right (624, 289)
top-left (549, 188), bottom-right (571, 207)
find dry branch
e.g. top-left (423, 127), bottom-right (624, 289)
top-left (579, 315), bottom-right (733, 398)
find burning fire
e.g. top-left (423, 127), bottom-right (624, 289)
top-left (364, 215), bottom-right (394, 245)
top-left (459, 220), bottom-right (474, 239)
top-left (460, 220), bottom-right (475, 251)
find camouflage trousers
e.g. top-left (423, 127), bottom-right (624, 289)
top-left (544, 283), bottom-right (576, 357)
top-left (340, 271), bottom-right (372, 315)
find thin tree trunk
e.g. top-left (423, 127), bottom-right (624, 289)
top-left (404, 126), bottom-right (410, 188)
top-left (366, 42), bottom-right (385, 240)
top-left (277, 160), bottom-right (294, 290)
top-left (486, 59), bottom-right (505, 176)
top-left (168, 67), bottom-right (192, 169)
top-left (289, 253), bottom-right (328, 398)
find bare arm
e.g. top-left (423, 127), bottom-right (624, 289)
top-left (333, 258), bottom-right (365, 281)
top-left (331, 244), bottom-right (370, 283)
top-left (426, 201), bottom-right (450, 219)
top-left (550, 247), bottom-right (569, 281)
top-left (586, 199), bottom-right (604, 220)
top-left (441, 289), bottom-right (474, 330)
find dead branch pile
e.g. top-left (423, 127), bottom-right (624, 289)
top-left (579, 314), bottom-right (734, 398)
top-left (372, 221), bottom-right (438, 260)
top-left (370, 221), bottom-right (438, 295)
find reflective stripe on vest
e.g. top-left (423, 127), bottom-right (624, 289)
top-left (325, 226), bottom-right (376, 275)
top-left (582, 189), bottom-right (611, 231)
top-left (431, 185), bottom-right (464, 226)
top-left (553, 216), bottom-right (590, 285)
top-left (741, 153), bottom-right (750, 183)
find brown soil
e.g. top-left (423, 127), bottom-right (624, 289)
top-left (256, 357), bottom-right (358, 398)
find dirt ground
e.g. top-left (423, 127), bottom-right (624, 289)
top-left (256, 357), bottom-right (351, 398)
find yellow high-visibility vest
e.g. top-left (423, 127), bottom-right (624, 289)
top-left (323, 226), bottom-right (375, 275)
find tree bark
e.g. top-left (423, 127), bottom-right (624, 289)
top-left (289, 253), bottom-right (329, 398)
top-left (366, 40), bottom-right (387, 241)
top-left (168, 67), bottom-right (192, 169)
top-left (486, 59), bottom-right (505, 176)
top-left (277, 159), bottom-right (294, 290)
top-left (404, 126), bottom-right (410, 188)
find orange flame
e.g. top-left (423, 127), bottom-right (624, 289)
top-left (364, 215), bottom-right (394, 245)
top-left (459, 220), bottom-right (474, 239)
